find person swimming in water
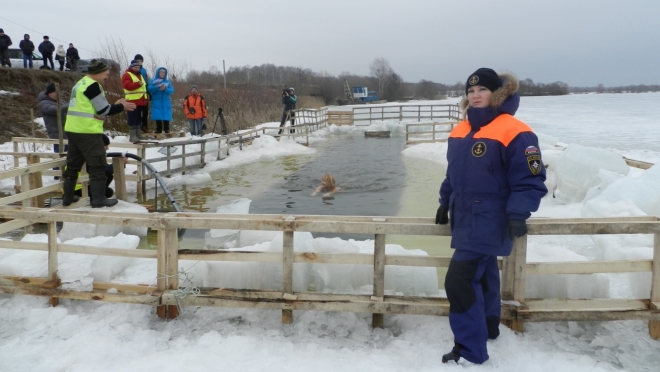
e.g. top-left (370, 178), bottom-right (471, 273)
top-left (311, 173), bottom-right (340, 197)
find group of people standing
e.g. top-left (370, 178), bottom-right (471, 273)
top-left (121, 54), bottom-right (208, 139)
top-left (5, 30), bottom-right (80, 71)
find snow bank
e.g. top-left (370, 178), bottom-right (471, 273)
top-left (58, 201), bottom-right (149, 241)
top-left (555, 144), bottom-right (630, 202)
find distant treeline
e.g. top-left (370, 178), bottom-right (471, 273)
top-left (186, 61), bottom-right (410, 104)
top-left (570, 84), bottom-right (660, 94)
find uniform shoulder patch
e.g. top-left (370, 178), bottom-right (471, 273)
top-left (527, 155), bottom-right (542, 175)
top-left (472, 142), bottom-right (486, 157)
top-left (524, 145), bottom-right (539, 155)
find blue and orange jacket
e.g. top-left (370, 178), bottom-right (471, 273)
top-left (439, 76), bottom-right (547, 257)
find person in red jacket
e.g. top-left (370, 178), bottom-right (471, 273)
top-left (183, 85), bottom-right (208, 136)
top-left (121, 60), bottom-right (148, 142)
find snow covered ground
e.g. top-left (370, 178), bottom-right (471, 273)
top-left (1, 93), bottom-right (660, 371)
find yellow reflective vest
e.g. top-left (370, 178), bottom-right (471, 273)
top-left (65, 76), bottom-right (105, 134)
top-left (123, 72), bottom-right (147, 100)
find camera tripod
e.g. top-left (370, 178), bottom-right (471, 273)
top-left (212, 107), bottom-right (227, 135)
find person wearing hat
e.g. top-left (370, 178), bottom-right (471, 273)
top-left (62, 59), bottom-right (136, 208)
top-left (133, 54), bottom-right (150, 132)
top-left (66, 43), bottom-right (80, 72)
top-left (121, 59), bottom-right (149, 141)
top-left (436, 68), bottom-right (547, 364)
top-left (37, 82), bottom-right (69, 155)
top-left (183, 85), bottom-right (208, 136)
top-left (278, 87), bottom-right (297, 135)
top-left (0, 29), bottom-right (12, 67)
top-left (19, 34), bottom-right (34, 69)
top-left (38, 36), bottom-right (55, 70)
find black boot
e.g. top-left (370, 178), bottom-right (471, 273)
top-left (62, 178), bottom-right (80, 206)
top-left (90, 180), bottom-right (118, 208)
top-left (164, 121), bottom-right (170, 133)
top-left (442, 344), bottom-right (461, 364)
top-left (487, 316), bottom-right (500, 340)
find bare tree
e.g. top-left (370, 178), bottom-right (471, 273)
top-left (369, 57), bottom-right (393, 96)
top-left (416, 79), bottom-right (439, 99)
top-left (144, 47), bottom-right (189, 81)
top-left (97, 36), bottom-right (130, 70)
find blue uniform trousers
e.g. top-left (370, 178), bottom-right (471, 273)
top-left (445, 249), bottom-right (501, 364)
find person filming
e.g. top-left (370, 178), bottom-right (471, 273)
top-left (278, 87), bottom-right (297, 135)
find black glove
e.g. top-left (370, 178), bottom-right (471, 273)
top-left (435, 205), bottom-right (449, 225)
top-left (507, 220), bottom-right (527, 240)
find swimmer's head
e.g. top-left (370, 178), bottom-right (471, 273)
top-left (321, 173), bottom-right (336, 190)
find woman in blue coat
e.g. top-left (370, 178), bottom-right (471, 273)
top-left (436, 68), bottom-right (547, 365)
top-left (147, 67), bottom-right (174, 133)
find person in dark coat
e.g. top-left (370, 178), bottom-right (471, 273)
top-left (38, 36), bottom-right (55, 70)
top-left (38, 83), bottom-right (68, 177)
top-left (278, 87), bottom-right (297, 135)
top-left (66, 43), bottom-right (80, 72)
top-left (19, 34), bottom-right (34, 68)
top-left (37, 83), bottom-right (69, 152)
top-left (437, 68), bottom-right (547, 365)
top-left (147, 67), bottom-right (174, 133)
top-left (0, 29), bottom-right (12, 67)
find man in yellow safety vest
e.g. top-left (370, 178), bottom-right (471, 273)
top-left (62, 59), bottom-right (136, 208)
top-left (122, 59), bottom-right (148, 142)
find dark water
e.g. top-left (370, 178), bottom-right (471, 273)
top-left (249, 133), bottom-right (407, 217)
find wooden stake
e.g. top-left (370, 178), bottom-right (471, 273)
top-left (650, 233), bottom-right (660, 340)
top-left (282, 230), bottom-right (294, 324)
top-left (372, 234), bottom-right (385, 328)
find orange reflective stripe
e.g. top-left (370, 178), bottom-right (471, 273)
top-left (473, 114), bottom-right (532, 147)
top-left (448, 120), bottom-right (471, 138)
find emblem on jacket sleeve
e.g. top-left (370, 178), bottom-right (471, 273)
top-left (524, 145), bottom-right (539, 155)
top-left (468, 75), bottom-right (479, 86)
top-left (527, 155), bottom-right (542, 175)
top-left (472, 142), bottom-right (486, 157)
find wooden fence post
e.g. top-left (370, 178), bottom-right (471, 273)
top-left (13, 140), bottom-right (21, 193)
top-left (501, 235), bottom-right (527, 332)
top-left (282, 230), bottom-right (294, 324)
top-left (372, 233), bottom-right (386, 328)
top-left (157, 228), bottom-right (179, 319)
top-left (650, 232), bottom-right (660, 340)
top-left (44, 221), bottom-right (61, 306)
top-left (27, 155), bottom-right (45, 208)
top-left (112, 157), bottom-right (127, 201)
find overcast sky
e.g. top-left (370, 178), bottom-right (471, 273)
top-left (3, 0), bottom-right (659, 86)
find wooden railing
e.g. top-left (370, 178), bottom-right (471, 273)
top-left (352, 104), bottom-right (460, 126)
top-left (405, 122), bottom-right (457, 145)
top-left (0, 108), bottom-right (328, 199)
top-left (0, 206), bottom-right (657, 338)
